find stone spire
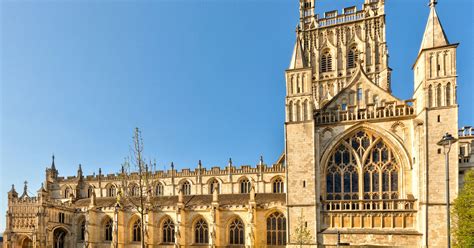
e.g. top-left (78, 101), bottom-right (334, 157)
top-left (20, 181), bottom-right (28, 198)
top-left (419, 0), bottom-right (449, 53)
top-left (8, 184), bottom-right (18, 199)
top-left (51, 154), bottom-right (56, 170)
top-left (288, 34), bottom-right (307, 70)
top-left (77, 164), bottom-right (83, 178)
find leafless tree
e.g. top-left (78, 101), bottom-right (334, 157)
top-left (118, 127), bottom-right (154, 248)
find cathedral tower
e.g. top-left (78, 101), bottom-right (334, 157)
top-left (413, 0), bottom-right (459, 246)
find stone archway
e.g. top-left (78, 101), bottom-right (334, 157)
top-left (53, 227), bottom-right (68, 248)
top-left (20, 236), bottom-right (33, 248)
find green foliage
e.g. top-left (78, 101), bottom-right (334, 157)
top-left (452, 169), bottom-right (474, 248)
top-left (293, 210), bottom-right (313, 248)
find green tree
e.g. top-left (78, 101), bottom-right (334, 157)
top-left (452, 169), bottom-right (474, 247)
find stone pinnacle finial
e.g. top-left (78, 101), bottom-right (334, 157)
top-left (259, 155), bottom-right (264, 165)
top-left (51, 154), bottom-right (56, 170)
top-left (429, 0), bottom-right (437, 8)
top-left (228, 158), bottom-right (232, 166)
top-left (171, 162), bottom-right (175, 169)
top-left (198, 160), bottom-right (202, 168)
top-left (24, 181), bottom-right (28, 194)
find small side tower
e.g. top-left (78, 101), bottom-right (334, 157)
top-left (285, 29), bottom-right (317, 245)
top-left (412, 0), bottom-right (459, 247)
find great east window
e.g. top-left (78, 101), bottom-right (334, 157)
top-left (326, 131), bottom-right (400, 201)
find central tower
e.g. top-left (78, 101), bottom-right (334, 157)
top-left (285, 0), bottom-right (393, 246)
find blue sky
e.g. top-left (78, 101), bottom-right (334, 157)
top-left (0, 0), bottom-right (472, 232)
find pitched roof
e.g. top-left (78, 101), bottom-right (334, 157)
top-left (419, 5), bottom-right (449, 53)
top-left (73, 193), bottom-right (286, 208)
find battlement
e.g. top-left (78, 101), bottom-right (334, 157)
top-left (58, 162), bottom-right (285, 182)
top-left (459, 126), bottom-right (474, 137)
top-left (315, 100), bottom-right (415, 125)
top-left (315, 1), bottom-right (381, 28)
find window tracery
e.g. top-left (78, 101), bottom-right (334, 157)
top-left (194, 219), bottom-right (209, 244)
top-left (132, 219), bottom-right (141, 242)
top-left (104, 218), bottom-right (113, 241)
top-left (239, 178), bottom-right (251, 194)
top-left (162, 218), bottom-right (175, 244)
top-left (272, 178), bottom-right (284, 193)
top-left (229, 218), bottom-right (244, 245)
top-left (266, 212), bottom-right (286, 245)
top-left (326, 131), bottom-right (400, 201)
top-left (181, 181), bottom-right (191, 195)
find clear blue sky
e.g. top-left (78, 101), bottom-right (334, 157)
top-left (0, 0), bottom-right (472, 233)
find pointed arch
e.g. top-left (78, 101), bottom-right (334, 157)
top-left (193, 216), bottom-right (209, 244)
top-left (436, 83), bottom-right (442, 107)
top-left (102, 215), bottom-right (113, 242)
top-left (238, 176), bottom-right (251, 194)
top-left (160, 216), bottom-right (175, 244)
top-left (228, 217), bottom-right (245, 245)
top-left (428, 84), bottom-right (433, 108)
top-left (207, 177), bottom-right (221, 194)
top-left (320, 124), bottom-right (411, 200)
top-left (288, 101), bottom-right (294, 122)
top-left (446, 82), bottom-right (451, 106)
top-left (266, 211), bottom-right (287, 245)
top-left (296, 100), bottom-right (301, 122)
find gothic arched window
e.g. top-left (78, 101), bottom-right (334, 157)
top-left (155, 183), bottom-right (164, 196)
top-left (53, 228), bottom-right (67, 248)
top-left (194, 219), bottom-right (209, 244)
top-left (22, 237), bottom-right (33, 248)
top-left (130, 184), bottom-right (140, 197)
top-left (321, 50), bottom-right (332, 72)
top-left (181, 181), bottom-right (191, 195)
top-left (229, 218), bottom-right (244, 245)
top-left (239, 178), bottom-right (251, 194)
top-left (266, 212), bottom-right (287, 245)
top-left (104, 218), bottom-right (113, 241)
top-left (79, 218), bottom-right (86, 241)
top-left (325, 131), bottom-right (400, 201)
top-left (132, 219), bottom-right (142, 242)
top-left (162, 218), bottom-right (175, 244)
top-left (272, 178), bottom-right (284, 193)
top-left (87, 186), bottom-right (94, 198)
top-left (348, 46), bottom-right (358, 68)
top-left (107, 185), bottom-right (116, 197)
top-left (446, 82), bottom-right (451, 106)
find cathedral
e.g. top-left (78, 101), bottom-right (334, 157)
top-left (3, 0), bottom-right (473, 247)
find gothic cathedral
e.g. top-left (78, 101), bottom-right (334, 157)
top-left (3, 0), bottom-right (473, 247)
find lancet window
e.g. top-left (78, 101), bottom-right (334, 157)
top-left (132, 219), bottom-right (142, 242)
top-left (181, 181), bottom-right (191, 195)
top-left (194, 219), bottom-right (209, 244)
top-left (162, 218), bottom-right (175, 244)
top-left (104, 218), bottom-right (113, 241)
top-left (321, 51), bottom-right (333, 72)
top-left (229, 218), bottom-right (245, 245)
top-left (348, 46), bottom-right (358, 68)
top-left (239, 178), bottom-right (251, 194)
top-left (325, 131), bottom-right (400, 201)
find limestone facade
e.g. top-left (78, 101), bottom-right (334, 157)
top-left (2, 0), bottom-right (472, 248)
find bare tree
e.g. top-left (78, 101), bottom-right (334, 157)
top-left (293, 210), bottom-right (313, 248)
top-left (118, 127), bottom-right (153, 248)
